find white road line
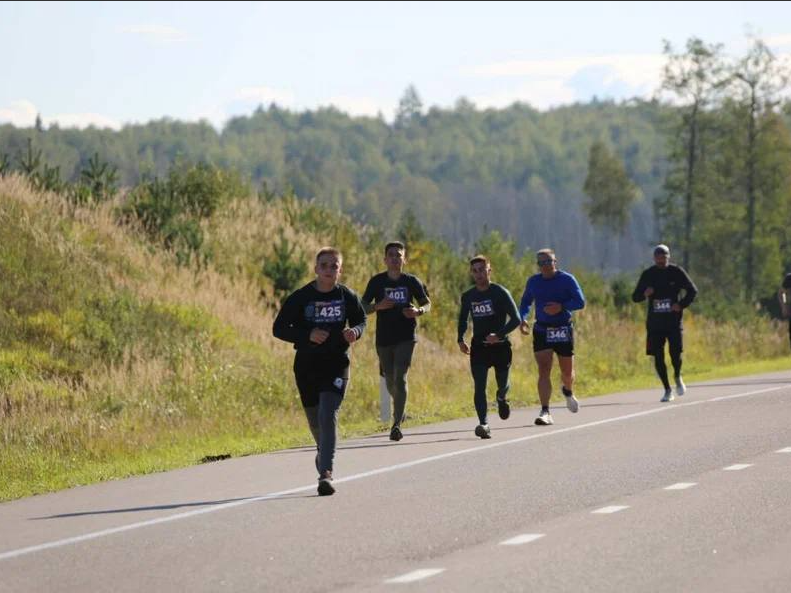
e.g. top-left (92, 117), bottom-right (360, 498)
top-left (385, 569), bottom-right (445, 584)
top-left (592, 505), bottom-right (630, 514)
top-left (499, 533), bottom-right (545, 546)
top-left (1, 383), bottom-right (787, 563)
top-left (777, 447), bottom-right (791, 453)
top-left (664, 482), bottom-right (697, 490)
top-left (723, 464), bottom-right (753, 471)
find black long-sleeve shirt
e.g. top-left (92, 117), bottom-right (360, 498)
top-left (457, 283), bottom-right (521, 346)
top-left (632, 264), bottom-right (698, 331)
top-left (273, 282), bottom-right (366, 361)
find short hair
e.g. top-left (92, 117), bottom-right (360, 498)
top-left (536, 248), bottom-right (555, 260)
top-left (316, 246), bottom-right (343, 263)
top-left (469, 254), bottom-right (490, 267)
top-left (384, 241), bottom-right (406, 257)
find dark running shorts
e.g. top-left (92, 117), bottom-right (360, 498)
top-left (533, 324), bottom-right (575, 357)
top-left (470, 342), bottom-right (513, 369)
top-left (294, 354), bottom-right (350, 408)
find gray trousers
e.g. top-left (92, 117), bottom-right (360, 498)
top-left (376, 341), bottom-right (416, 428)
top-left (303, 391), bottom-right (344, 475)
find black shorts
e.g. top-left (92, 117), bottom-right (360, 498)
top-left (470, 342), bottom-right (512, 369)
top-left (533, 325), bottom-right (574, 357)
top-left (646, 328), bottom-right (683, 356)
top-left (294, 353), bottom-right (349, 408)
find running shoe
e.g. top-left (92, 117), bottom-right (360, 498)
top-left (675, 377), bottom-right (686, 396)
top-left (534, 410), bottom-right (554, 425)
top-left (497, 397), bottom-right (511, 420)
top-left (562, 387), bottom-right (579, 413)
top-left (389, 425), bottom-right (403, 441)
top-left (474, 424), bottom-right (492, 439)
top-left (660, 389), bottom-right (674, 402)
top-left (317, 471), bottom-right (335, 496)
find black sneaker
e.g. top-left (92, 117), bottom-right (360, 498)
top-left (474, 424), bottom-right (492, 439)
top-left (317, 471), bottom-right (335, 496)
top-left (497, 397), bottom-right (511, 420)
top-left (389, 425), bottom-right (403, 441)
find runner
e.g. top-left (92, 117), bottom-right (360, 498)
top-left (519, 248), bottom-right (586, 426)
top-left (631, 244), bottom-right (698, 402)
top-left (780, 272), bottom-right (791, 350)
top-left (362, 241), bottom-right (431, 441)
top-left (272, 247), bottom-right (366, 496)
top-left (458, 255), bottom-right (521, 439)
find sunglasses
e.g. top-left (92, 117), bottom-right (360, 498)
top-left (537, 259), bottom-right (555, 266)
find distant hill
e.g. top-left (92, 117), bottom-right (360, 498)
top-left (0, 99), bottom-right (672, 272)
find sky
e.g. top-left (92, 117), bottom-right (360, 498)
top-left (2, 1), bottom-right (791, 130)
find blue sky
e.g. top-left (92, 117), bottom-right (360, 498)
top-left (2, 1), bottom-right (791, 129)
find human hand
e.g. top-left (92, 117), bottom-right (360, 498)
top-left (543, 302), bottom-right (562, 316)
top-left (376, 298), bottom-right (396, 311)
top-left (310, 328), bottom-right (330, 344)
top-left (402, 306), bottom-right (420, 319)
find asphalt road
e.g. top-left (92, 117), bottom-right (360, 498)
top-left (1, 370), bottom-right (790, 592)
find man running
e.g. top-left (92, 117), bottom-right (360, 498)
top-left (631, 244), bottom-right (698, 402)
top-left (273, 247), bottom-right (366, 496)
top-left (519, 249), bottom-right (585, 426)
top-left (362, 241), bottom-right (431, 441)
top-left (780, 272), bottom-right (791, 350)
top-left (458, 255), bottom-right (521, 439)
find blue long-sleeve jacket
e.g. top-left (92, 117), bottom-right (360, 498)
top-left (519, 271), bottom-right (585, 330)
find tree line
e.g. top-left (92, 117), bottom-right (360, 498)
top-left (1, 35), bottom-right (789, 312)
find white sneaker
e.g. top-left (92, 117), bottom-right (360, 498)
top-left (535, 410), bottom-right (554, 425)
top-left (661, 389), bottom-right (675, 402)
top-left (565, 395), bottom-right (579, 413)
top-left (675, 377), bottom-right (686, 396)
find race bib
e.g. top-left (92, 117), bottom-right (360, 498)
top-left (546, 326), bottom-right (570, 343)
top-left (307, 300), bottom-right (345, 323)
top-left (471, 300), bottom-right (494, 317)
top-left (653, 299), bottom-right (673, 313)
top-left (384, 286), bottom-right (409, 304)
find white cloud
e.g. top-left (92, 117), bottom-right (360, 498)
top-left (234, 86), bottom-right (296, 106)
top-left (123, 25), bottom-right (188, 42)
top-left (462, 53), bottom-right (666, 109)
top-left (466, 53), bottom-right (664, 87)
top-left (0, 99), bottom-right (121, 129)
top-left (0, 99), bottom-right (38, 127)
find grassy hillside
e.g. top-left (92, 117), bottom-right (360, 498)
top-left (1, 175), bottom-right (788, 501)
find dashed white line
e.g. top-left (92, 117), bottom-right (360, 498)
top-left (777, 447), bottom-right (791, 453)
top-left (1, 383), bottom-right (786, 562)
top-left (385, 569), bottom-right (445, 584)
top-left (664, 482), bottom-right (697, 490)
top-left (723, 464), bottom-right (753, 471)
top-left (592, 505), bottom-right (630, 514)
top-left (499, 533), bottom-right (545, 546)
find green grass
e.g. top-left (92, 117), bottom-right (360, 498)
top-left (1, 175), bottom-right (789, 502)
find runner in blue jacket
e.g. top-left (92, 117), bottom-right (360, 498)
top-left (519, 248), bottom-right (585, 426)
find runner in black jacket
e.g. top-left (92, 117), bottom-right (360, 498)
top-left (458, 255), bottom-right (521, 439)
top-left (632, 244), bottom-right (698, 402)
top-left (273, 247), bottom-right (366, 496)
